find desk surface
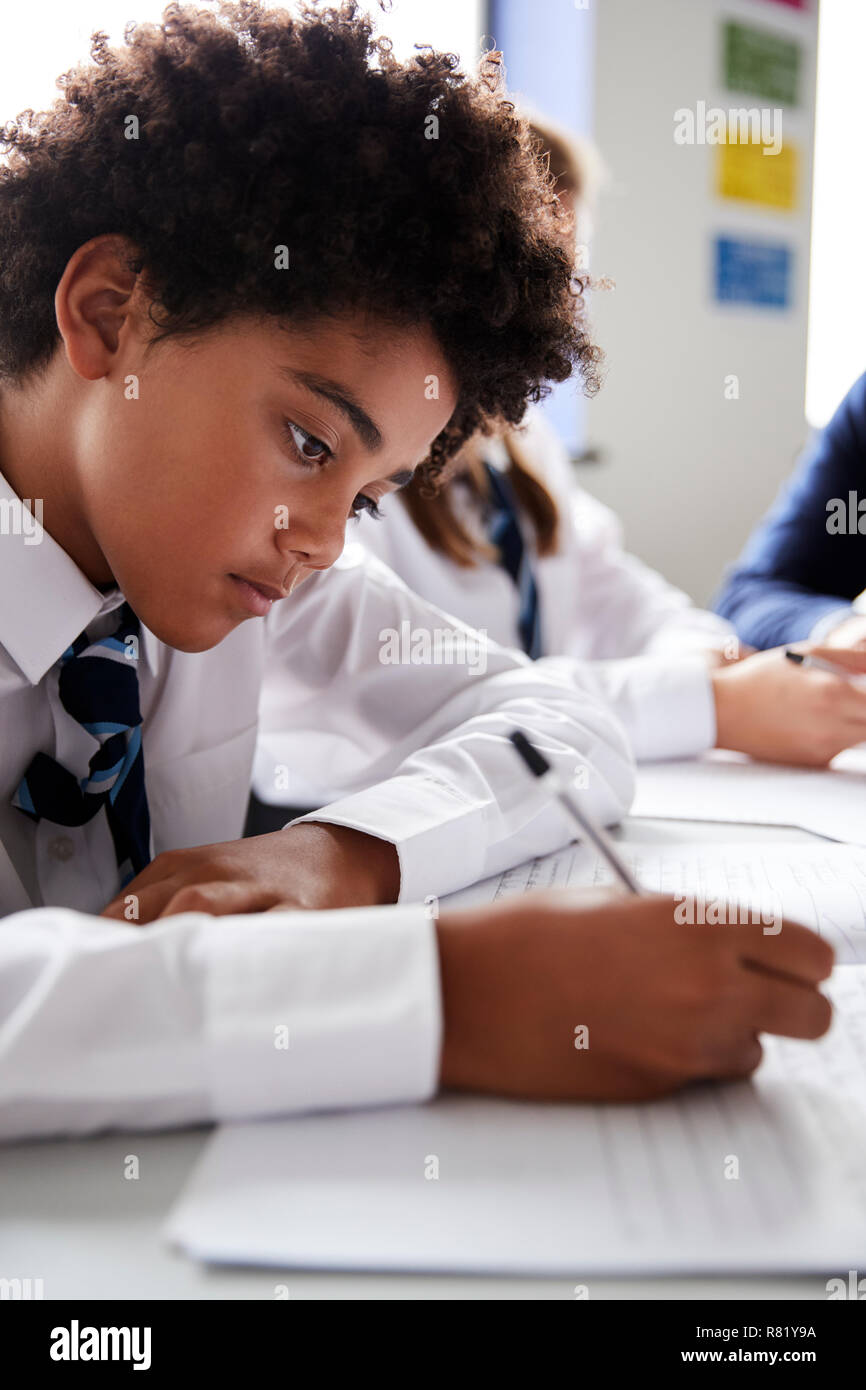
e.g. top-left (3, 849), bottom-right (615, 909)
top-left (0, 816), bottom-right (836, 1301)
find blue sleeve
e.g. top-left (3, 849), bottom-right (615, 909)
top-left (712, 372), bottom-right (866, 648)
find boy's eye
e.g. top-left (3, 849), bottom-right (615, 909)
top-left (283, 419), bottom-right (382, 520)
top-left (284, 420), bottom-right (331, 464)
top-left (351, 494), bottom-right (383, 520)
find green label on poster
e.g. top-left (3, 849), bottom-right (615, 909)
top-left (723, 21), bottom-right (801, 106)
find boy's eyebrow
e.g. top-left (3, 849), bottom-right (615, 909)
top-left (387, 469), bottom-right (415, 488)
top-left (281, 368), bottom-right (383, 450)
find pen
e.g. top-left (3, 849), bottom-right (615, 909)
top-left (784, 649), bottom-right (861, 679)
top-left (509, 729), bottom-right (642, 895)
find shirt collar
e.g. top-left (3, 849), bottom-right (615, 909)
top-left (0, 470), bottom-right (160, 685)
top-left (480, 437), bottom-right (509, 471)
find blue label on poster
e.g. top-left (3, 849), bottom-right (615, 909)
top-left (714, 236), bottom-right (792, 307)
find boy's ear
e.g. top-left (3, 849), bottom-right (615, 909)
top-left (54, 234), bottom-right (144, 381)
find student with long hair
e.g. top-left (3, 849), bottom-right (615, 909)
top-left (340, 116), bottom-right (866, 771)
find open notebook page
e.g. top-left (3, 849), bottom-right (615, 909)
top-left (164, 967), bottom-right (866, 1275)
top-left (630, 747), bottom-right (866, 845)
top-left (444, 840), bottom-right (866, 964)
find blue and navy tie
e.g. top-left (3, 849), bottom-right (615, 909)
top-left (482, 460), bottom-right (543, 659)
top-left (12, 602), bottom-right (152, 888)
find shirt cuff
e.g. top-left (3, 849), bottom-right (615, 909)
top-left (194, 903), bottom-right (442, 1119)
top-left (808, 606), bottom-right (856, 642)
top-left (288, 776), bottom-right (490, 903)
top-left (594, 655), bottom-right (717, 762)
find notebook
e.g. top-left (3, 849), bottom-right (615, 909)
top-left (630, 747), bottom-right (866, 845)
top-left (164, 967), bottom-right (866, 1274)
top-left (445, 838), bottom-right (866, 963)
top-left (165, 841), bottom-right (866, 1275)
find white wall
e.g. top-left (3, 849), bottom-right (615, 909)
top-left (806, 0), bottom-right (866, 427)
top-left (583, 0), bottom-right (819, 604)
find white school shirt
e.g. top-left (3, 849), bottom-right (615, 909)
top-left (0, 468), bottom-right (634, 1141)
top-left (351, 410), bottom-right (735, 763)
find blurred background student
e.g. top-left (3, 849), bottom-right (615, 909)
top-left (333, 117), bottom-right (866, 775)
top-left (249, 0), bottom-right (866, 824)
top-left (714, 371), bottom-right (866, 652)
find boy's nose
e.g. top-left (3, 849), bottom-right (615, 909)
top-left (274, 512), bottom-right (347, 573)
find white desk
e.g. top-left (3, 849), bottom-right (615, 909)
top-left (0, 816), bottom-right (837, 1301)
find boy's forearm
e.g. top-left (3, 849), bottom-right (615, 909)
top-left (282, 822), bottom-right (401, 907)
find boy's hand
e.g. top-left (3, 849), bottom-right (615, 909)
top-left (101, 823), bottom-right (400, 922)
top-left (436, 891), bottom-right (833, 1102)
top-left (711, 642), bottom-right (866, 765)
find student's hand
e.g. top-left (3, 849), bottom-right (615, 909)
top-left (701, 638), bottom-right (755, 668)
top-left (710, 643), bottom-right (866, 765)
top-left (436, 891), bottom-right (833, 1102)
top-left (100, 823), bottom-right (400, 922)
top-left (822, 614), bottom-right (866, 652)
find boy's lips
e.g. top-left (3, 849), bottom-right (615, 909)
top-left (228, 573), bottom-right (290, 616)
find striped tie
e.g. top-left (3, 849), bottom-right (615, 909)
top-left (482, 460), bottom-right (543, 658)
top-left (12, 602), bottom-right (152, 888)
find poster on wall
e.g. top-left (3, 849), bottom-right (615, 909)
top-left (723, 21), bottom-right (802, 105)
top-left (716, 139), bottom-right (799, 210)
top-left (713, 236), bottom-right (792, 308)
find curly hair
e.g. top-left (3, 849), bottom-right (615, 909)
top-left (0, 0), bottom-right (600, 481)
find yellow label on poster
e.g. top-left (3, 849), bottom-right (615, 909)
top-left (716, 140), bottom-right (799, 210)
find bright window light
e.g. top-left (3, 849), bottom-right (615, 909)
top-left (1, 2), bottom-right (483, 126)
top-left (806, 0), bottom-right (866, 427)
top-left (356, 0), bottom-right (483, 69)
top-left (1, 3), bottom-right (165, 121)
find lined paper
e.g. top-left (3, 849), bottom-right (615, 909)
top-left (165, 969), bottom-right (866, 1275)
top-left (445, 840), bottom-right (866, 963)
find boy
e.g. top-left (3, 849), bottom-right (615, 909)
top-left (0, 2), bottom-right (831, 1140)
